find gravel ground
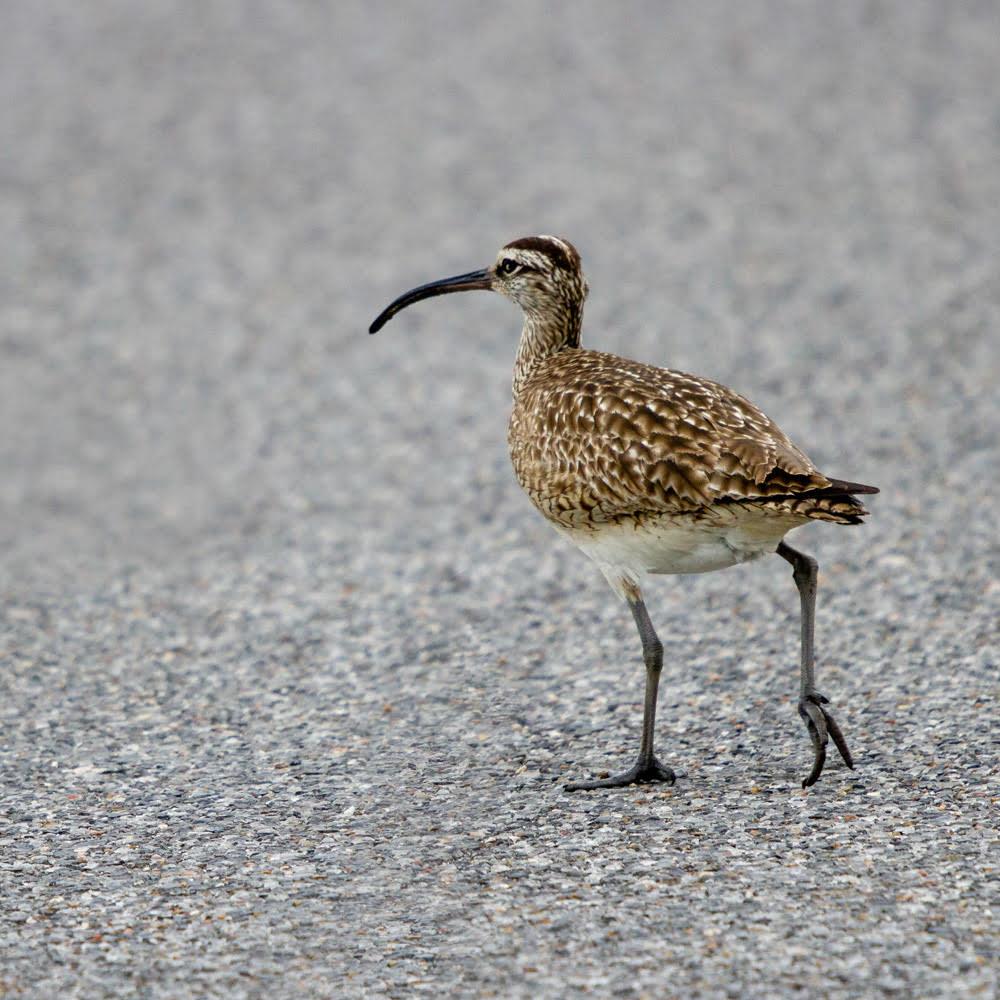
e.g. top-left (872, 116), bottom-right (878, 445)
top-left (1, 2), bottom-right (998, 997)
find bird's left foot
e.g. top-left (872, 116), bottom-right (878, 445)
top-left (565, 755), bottom-right (676, 791)
top-left (799, 692), bottom-right (854, 788)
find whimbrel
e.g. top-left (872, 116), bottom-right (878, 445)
top-left (369, 235), bottom-right (877, 790)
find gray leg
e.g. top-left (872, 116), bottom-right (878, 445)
top-left (777, 541), bottom-right (854, 787)
top-left (565, 595), bottom-right (676, 791)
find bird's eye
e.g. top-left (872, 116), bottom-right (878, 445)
top-left (498, 258), bottom-right (519, 275)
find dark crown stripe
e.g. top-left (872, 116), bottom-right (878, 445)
top-left (503, 236), bottom-right (579, 272)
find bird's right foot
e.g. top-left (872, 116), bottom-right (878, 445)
top-left (565, 755), bottom-right (675, 791)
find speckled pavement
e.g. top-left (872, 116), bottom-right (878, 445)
top-left (1, 3), bottom-right (997, 997)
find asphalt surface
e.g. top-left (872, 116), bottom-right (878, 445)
top-left (2, 2), bottom-right (998, 997)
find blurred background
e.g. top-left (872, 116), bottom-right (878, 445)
top-left (2, 1), bottom-right (996, 593)
top-left (1, 2), bottom-right (997, 996)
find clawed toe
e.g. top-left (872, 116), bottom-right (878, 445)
top-left (565, 755), bottom-right (676, 791)
top-left (799, 693), bottom-right (854, 788)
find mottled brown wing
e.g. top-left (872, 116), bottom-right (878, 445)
top-left (508, 350), bottom-right (834, 525)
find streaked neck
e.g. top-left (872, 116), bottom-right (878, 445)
top-left (512, 303), bottom-right (582, 397)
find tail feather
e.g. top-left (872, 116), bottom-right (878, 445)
top-left (800, 478), bottom-right (879, 523)
top-left (721, 477), bottom-right (879, 525)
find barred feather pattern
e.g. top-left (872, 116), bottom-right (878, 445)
top-left (508, 351), bottom-right (870, 531)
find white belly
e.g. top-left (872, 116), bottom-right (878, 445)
top-left (558, 512), bottom-right (793, 601)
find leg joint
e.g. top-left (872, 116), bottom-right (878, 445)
top-left (793, 554), bottom-right (818, 587)
top-left (778, 541), bottom-right (817, 587)
top-left (643, 637), bottom-right (663, 672)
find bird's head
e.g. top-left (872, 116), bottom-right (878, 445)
top-left (368, 235), bottom-right (587, 335)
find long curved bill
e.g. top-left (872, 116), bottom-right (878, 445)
top-left (368, 269), bottom-right (492, 334)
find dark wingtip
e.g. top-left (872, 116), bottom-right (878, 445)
top-left (826, 478), bottom-right (880, 496)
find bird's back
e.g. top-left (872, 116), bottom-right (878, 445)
top-left (508, 348), bottom-right (876, 530)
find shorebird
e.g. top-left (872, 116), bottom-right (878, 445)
top-left (369, 235), bottom-right (877, 789)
